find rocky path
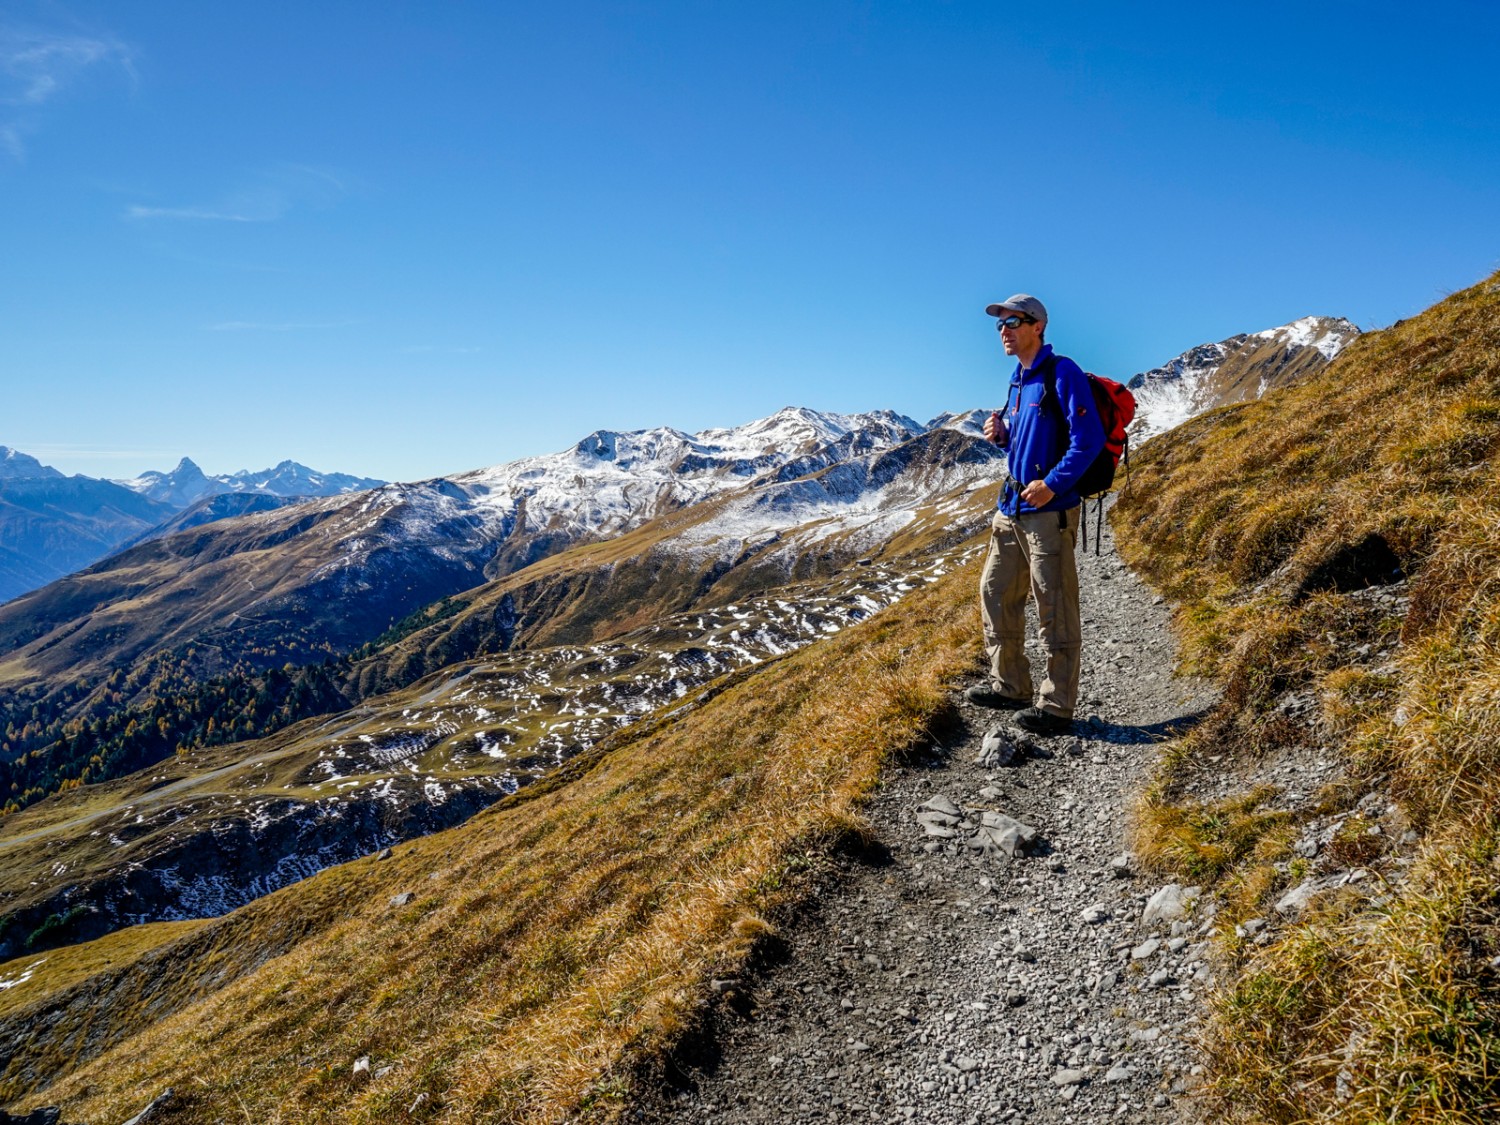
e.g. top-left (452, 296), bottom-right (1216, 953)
top-left (639, 528), bottom-right (1219, 1124)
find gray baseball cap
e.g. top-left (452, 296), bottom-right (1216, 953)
top-left (985, 293), bottom-right (1048, 322)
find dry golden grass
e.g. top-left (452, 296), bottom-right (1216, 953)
top-left (1210, 831), bottom-right (1500, 1124)
top-left (1114, 270), bottom-right (1500, 1121)
top-left (0, 920), bottom-right (206, 1018)
top-left (8, 551), bottom-right (983, 1124)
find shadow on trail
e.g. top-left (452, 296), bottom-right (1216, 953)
top-left (1075, 705), bottom-right (1214, 746)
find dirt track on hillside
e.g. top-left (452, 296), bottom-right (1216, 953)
top-left (637, 518), bottom-right (1219, 1124)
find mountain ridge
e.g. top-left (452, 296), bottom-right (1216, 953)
top-left (0, 450), bottom-right (387, 607)
top-left (113, 456), bottom-right (386, 507)
top-left (1126, 315), bottom-right (1359, 441)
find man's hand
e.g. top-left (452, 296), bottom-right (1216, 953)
top-left (983, 411), bottom-right (1007, 444)
top-left (1020, 479), bottom-right (1055, 507)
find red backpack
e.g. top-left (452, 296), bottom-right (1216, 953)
top-left (1039, 357), bottom-right (1136, 498)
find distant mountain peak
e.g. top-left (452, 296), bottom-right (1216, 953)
top-left (0, 446), bottom-right (65, 481)
top-left (1253, 315), bottom-right (1360, 361)
top-left (115, 459), bottom-right (385, 506)
top-left (1128, 316), bottom-right (1359, 441)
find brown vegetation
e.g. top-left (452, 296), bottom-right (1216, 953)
top-left (1114, 270), bottom-right (1500, 1122)
top-left (3, 547), bottom-right (983, 1123)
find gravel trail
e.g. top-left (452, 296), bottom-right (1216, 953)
top-left (639, 524), bottom-right (1219, 1124)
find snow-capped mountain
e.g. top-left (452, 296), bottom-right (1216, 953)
top-left (114, 456), bottom-right (218, 507)
top-left (0, 407), bottom-right (956, 682)
top-left (0, 446), bottom-right (64, 481)
top-left (449, 407), bottom-right (927, 555)
top-left (0, 447), bottom-right (177, 604)
top-left (1128, 316), bottom-right (1359, 441)
top-left (115, 457), bottom-right (385, 506)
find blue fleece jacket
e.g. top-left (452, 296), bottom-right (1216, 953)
top-left (997, 344), bottom-right (1107, 516)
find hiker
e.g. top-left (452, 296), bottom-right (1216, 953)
top-left (967, 294), bottom-right (1105, 735)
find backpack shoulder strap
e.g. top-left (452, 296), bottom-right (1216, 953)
top-left (1036, 352), bottom-right (1065, 418)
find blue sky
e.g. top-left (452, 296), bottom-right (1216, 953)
top-left (4, 2), bottom-right (1498, 483)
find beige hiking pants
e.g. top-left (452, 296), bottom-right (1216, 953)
top-left (978, 506), bottom-right (1082, 718)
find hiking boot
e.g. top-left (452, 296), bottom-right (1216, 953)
top-left (964, 685), bottom-right (1031, 710)
top-left (1014, 706), bottom-right (1073, 735)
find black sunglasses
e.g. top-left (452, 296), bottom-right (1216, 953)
top-left (995, 314), bottom-right (1037, 331)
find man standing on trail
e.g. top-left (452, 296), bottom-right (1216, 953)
top-left (966, 294), bottom-right (1105, 735)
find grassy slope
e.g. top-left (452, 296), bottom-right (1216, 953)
top-left (0, 478), bottom-right (993, 946)
top-left (1113, 271), bottom-right (1500, 1122)
top-left (6, 548), bottom-right (982, 1124)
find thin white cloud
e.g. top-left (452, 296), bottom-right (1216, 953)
top-left (127, 204), bottom-right (266, 222)
top-left (0, 25), bottom-right (134, 157)
top-left (126, 164), bottom-right (351, 224)
top-left (206, 320), bottom-right (358, 332)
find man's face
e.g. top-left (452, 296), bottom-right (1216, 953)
top-left (998, 312), bottom-right (1043, 356)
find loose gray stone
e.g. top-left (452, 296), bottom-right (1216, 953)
top-left (1081, 903), bottom-right (1111, 924)
top-left (389, 892), bottom-right (415, 907)
top-left (977, 728), bottom-right (1020, 768)
top-left (922, 795), bottom-right (964, 817)
top-left (118, 1098), bottom-right (175, 1125)
top-left (1131, 938), bottom-right (1160, 960)
top-left (1141, 883), bottom-right (1200, 926)
top-left (120, 1091), bottom-right (176, 1125)
top-left (352, 1056), bottom-right (372, 1079)
top-left (1049, 1068), bottom-right (1088, 1087)
top-left (968, 812), bottom-right (1040, 858)
top-left (1275, 875), bottom-right (1346, 917)
top-left (1105, 1065), bottom-right (1135, 1083)
top-left (917, 812), bottom-right (959, 838)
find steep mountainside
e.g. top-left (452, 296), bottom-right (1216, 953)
top-left (0, 448), bottom-right (63, 481)
top-left (112, 491), bottom-right (306, 552)
top-left (1128, 316), bottom-right (1359, 441)
top-left (0, 460), bottom-right (177, 605)
top-left (359, 426), bottom-right (999, 683)
top-left (0, 528), bottom-right (978, 960)
top-left (0, 409), bottom-right (928, 692)
top-left (0, 449), bottom-right (386, 606)
top-left (0, 413), bottom-right (993, 818)
top-left (1113, 273), bottom-right (1500, 1121)
top-left (0, 549), bottom-right (979, 1124)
